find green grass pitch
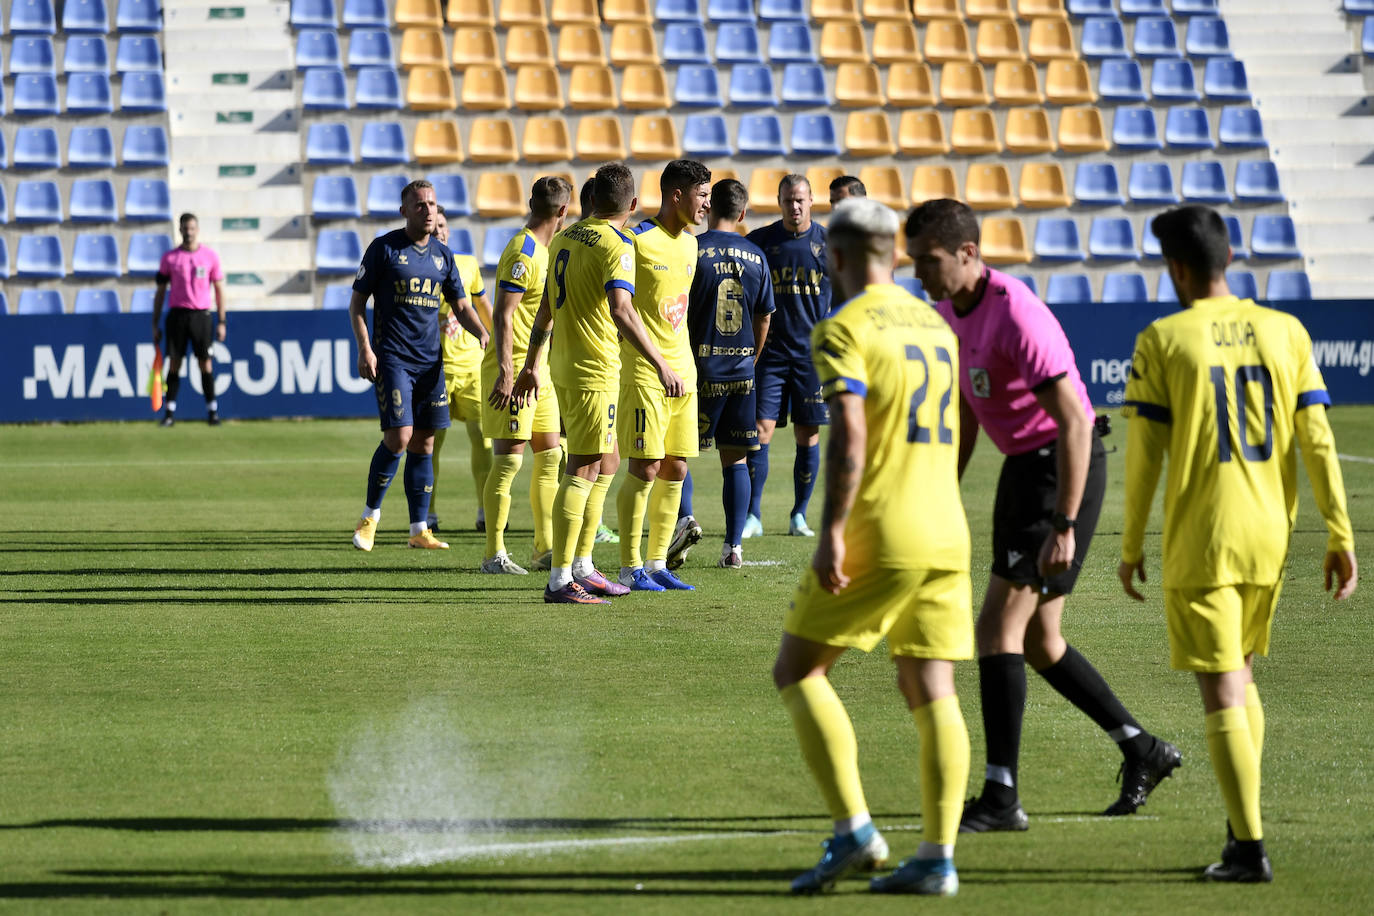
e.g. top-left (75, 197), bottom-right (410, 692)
top-left (2, 408), bottom-right (1372, 913)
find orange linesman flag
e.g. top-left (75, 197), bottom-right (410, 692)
top-left (150, 345), bottom-right (164, 412)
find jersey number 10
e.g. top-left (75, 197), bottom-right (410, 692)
top-left (1209, 364), bottom-right (1274, 463)
top-left (906, 344), bottom-right (955, 445)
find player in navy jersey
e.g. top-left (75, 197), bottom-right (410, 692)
top-left (745, 174), bottom-right (831, 540)
top-left (348, 179), bottom-right (490, 552)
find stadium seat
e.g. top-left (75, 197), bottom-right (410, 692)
top-left (298, 29), bottom-right (343, 69)
top-left (123, 288), bottom-right (153, 313)
top-left (1080, 16), bottom-right (1127, 58)
top-left (14, 74), bottom-right (60, 115)
top-left (291, 0), bottom-right (336, 28)
top-left (792, 114), bottom-right (841, 156)
top-left (1058, 105), bottom-right (1110, 152)
top-left (630, 115), bottom-right (681, 160)
top-left (746, 166), bottom-right (789, 213)
top-left (1028, 18), bottom-right (1076, 60)
top-left (976, 18), bottom-right (1025, 62)
top-left (1363, 18), bottom-right (1374, 57)
top-left (941, 61), bottom-right (991, 106)
top-left (1180, 160), bottom-right (1231, 203)
top-left (1133, 17), bottom-right (1180, 57)
top-left (14, 126), bottom-right (60, 169)
top-left (898, 110), bottom-right (950, 155)
top-left (355, 66), bottom-right (402, 108)
top-left (812, 0), bottom-right (857, 17)
top-left (114, 34), bottom-right (160, 73)
top-left (349, 29), bottom-right (395, 67)
top-left (1152, 59), bottom-right (1200, 102)
top-left (711, 22), bottom-right (760, 64)
top-left (576, 116), bottom-right (627, 159)
top-left (120, 71), bottom-right (165, 111)
top-left (895, 276), bottom-right (927, 299)
top-left (122, 124), bottom-right (169, 166)
top-left (125, 232), bottom-right (171, 277)
top-left (72, 235), bottom-right (121, 278)
top-left (16, 234), bottom-right (65, 278)
top-left (966, 0), bottom-right (1013, 16)
top-left (1164, 105), bottom-right (1214, 149)
top-left (1113, 105), bottom-right (1162, 150)
top-left (468, 117), bottom-right (519, 163)
top-left (866, 0), bottom-right (912, 17)
top-left (64, 36), bottom-right (110, 73)
top-left (966, 163), bottom-right (1015, 210)
top-left (321, 284), bottom-right (354, 310)
top-left (1219, 106), bottom-right (1266, 147)
top-left (1349, 0), bottom-right (1374, 10)
top-left (1045, 59), bottom-right (1096, 103)
top-left (316, 229), bottom-right (363, 274)
top-left (1098, 58), bottom-right (1146, 102)
top-left (67, 72), bottom-right (114, 113)
top-left (1225, 270), bottom-right (1257, 299)
top-left (312, 175), bottom-right (361, 219)
top-left (856, 165), bottom-right (905, 209)
top-left (873, 20), bottom-right (921, 62)
top-left (302, 67), bottom-right (348, 109)
top-left (681, 113), bottom-right (731, 157)
top-left (621, 64), bottom-right (669, 108)
top-left (115, 0), bottom-right (159, 30)
top-left (602, 0), bottom-right (652, 22)
top-left (365, 174), bottom-right (407, 216)
top-left (1128, 161), bottom-right (1178, 204)
top-left (993, 60), bottom-right (1043, 104)
top-left (1251, 215), bottom-right (1299, 258)
top-left (1121, 0), bottom-right (1166, 13)
top-left (758, 0), bottom-right (802, 18)
top-left (515, 65), bottom-right (564, 110)
top-left (847, 111), bottom-right (898, 155)
top-left (10, 0), bottom-right (58, 33)
top-left (10, 37), bottom-right (57, 73)
top-left (1089, 216), bottom-right (1137, 259)
top-left (610, 24), bottom-right (660, 65)
top-left (658, 0), bottom-right (703, 21)
top-left (69, 178), bottom-right (117, 221)
top-left (569, 64), bottom-right (617, 108)
top-left (475, 171), bottom-right (525, 217)
top-left (18, 290), bottom-right (66, 314)
top-left (708, 0), bottom-right (754, 21)
top-left (1046, 273), bottom-right (1093, 304)
top-left (394, 0), bottom-right (441, 27)
top-left (950, 108), bottom-right (1000, 154)
top-left (398, 27), bottom-right (445, 68)
top-left (551, 0), bottom-right (598, 23)
top-left (1019, 0), bottom-right (1068, 16)
top-left (359, 120), bottom-right (407, 163)
top-left (774, 21), bottom-right (822, 63)
top-left (1034, 217), bottom-right (1084, 260)
top-left (1067, 0), bottom-right (1112, 12)
top-left (556, 25), bottom-right (605, 66)
top-left (1235, 160), bottom-right (1283, 203)
top-left (730, 63), bottom-right (777, 105)
top-left (342, 0), bottom-right (387, 27)
top-left (1185, 16), bottom-right (1230, 56)
top-left (736, 114), bottom-right (786, 155)
top-left (913, 0), bottom-right (958, 16)
top-left (1101, 272), bottom-right (1148, 303)
top-left (981, 217), bottom-right (1031, 264)
top-left (449, 27), bottom-right (497, 68)
top-left (306, 122), bottom-right (353, 164)
top-left (911, 164), bottom-right (959, 204)
top-left (498, 0), bottom-right (546, 25)
top-left (1141, 220), bottom-right (1161, 259)
top-left (889, 62), bottom-right (936, 106)
top-left (1073, 161), bottom-right (1124, 205)
top-left (1154, 270), bottom-right (1177, 302)
top-left (1019, 162), bottom-right (1071, 208)
top-left (1264, 269), bottom-right (1311, 301)
top-left (664, 23), bottom-right (709, 64)
top-left (926, 19), bottom-right (973, 62)
top-left (1009, 273), bottom-right (1038, 297)
top-left (68, 126), bottom-right (116, 168)
top-left (74, 288), bottom-right (123, 314)
top-left (638, 170), bottom-right (666, 214)
top-left (1204, 57), bottom-right (1249, 100)
top-left (481, 225), bottom-right (521, 268)
top-left (779, 63), bottom-right (829, 105)
top-left (15, 180), bottom-right (61, 223)
top-left (1173, 0), bottom-right (1218, 14)
top-left (1221, 215), bottom-right (1246, 260)
top-left (506, 25), bottom-right (554, 68)
top-left (836, 62), bottom-right (884, 106)
top-left (426, 172), bottom-right (470, 215)
top-left (1005, 106), bottom-right (1054, 153)
top-left (460, 64), bottom-right (509, 109)
top-left (125, 178), bottom-right (171, 221)
top-left (407, 65), bottom-right (456, 109)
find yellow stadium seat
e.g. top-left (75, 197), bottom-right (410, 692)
top-left (630, 115), bottom-right (681, 160)
top-left (924, 18), bottom-right (973, 62)
top-left (1057, 105), bottom-right (1108, 152)
top-left (966, 0), bottom-right (1013, 17)
top-left (911, 164), bottom-right (959, 204)
top-left (407, 65), bottom-right (457, 110)
top-left (576, 115), bottom-right (627, 160)
top-left (813, 0), bottom-right (860, 19)
top-left (446, 0), bottom-right (492, 26)
top-left (476, 171), bottom-right (526, 217)
top-left (469, 117), bottom-right (519, 163)
top-left (1044, 59), bottom-right (1095, 104)
top-left (558, 24), bottom-right (606, 67)
top-left (980, 217), bottom-right (1031, 263)
top-left (610, 23), bottom-right (659, 66)
top-left (748, 168), bottom-right (790, 215)
top-left (551, 0), bottom-right (599, 26)
top-left (939, 62), bottom-right (991, 106)
top-left (569, 64), bottom-right (617, 109)
top-left (515, 65), bottom-right (565, 110)
top-left (621, 64), bottom-right (669, 109)
top-left (894, 228), bottom-right (913, 266)
top-left (523, 115), bottom-right (573, 161)
top-left (965, 163), bottom-right (1016, 210)
top-left (898, 110), bottom-right (949, 155)
top-left (873, 20), bottom-right (921, 63)
top-left (711, 167), bottom-right (741, 185)
top-left (858, 165), bottom-right (906, 209)
top-left (836, 63), bottom-right (885, 107)
top-left (1028, 17), bottom-right (1076, 60)
top-left (862, 0), bottom-right (911, 20)
top-left (1004, 105), bottom-right (1054, 153)
top-left (1018, 161), bottom-right (1070, 208)
top-left (976, 17), bottom-right (1025, 61)
top-left (845, 111), bottom-right (897, 156)
top-left (399, 28), bottom-right (446, 69)
top-left (602, 0), bottom-right (652, 23)
top-left (451, 27), bottom-right (499, 69)
top-left (913, 0), bottom-right (959, 19)
top-left (1017, 0), bottom-right (1066, 18)
top-left (394, 0), bottom-right (441, 28)
top-left (950, 108), bottom-right (1002, 154)
top-left (413, 119), bottom-right (463, 163)
top-left (498, 0), bottom-right (546, 26)
top-left (637, 169), bottom-right (663, 213)
top-left (887, 61), bottom-right (936, 106)
top-left (505, 26), bottom-right (554, 68)
top-left (807, 166), bottom-right (845, 213)
top-left (821, 21), bottom-right (870, 63)
top-left (992, 60), bottom-right (1043, 104)
top-left (460, 64), bottom-right (509, 110)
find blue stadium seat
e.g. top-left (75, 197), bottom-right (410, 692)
top-left (730, 63), bottom-right (776, 105)
top-left (1164, 106), bottom-right (1214, 149)
top-left (1142, 220), bottom-right (1161, 259)
top-left (791, 113), bottom-right (840, 156)
top-left (1113, 106), bottom-right (1162, 150)
top-left (716, 22), bottom-right (763, 63)
top-left (122, 124), bottom-right (170, 166)
top-left (354, 66), bottom-right (402, 108)
top-left (69, 178), bottom-right (117, 221)
top-left (657, 0), bottom-right (703, 21)
top-left (342, 0), bottom-right (387, 28)
top-left (0, 132), bottom-right (6, 167)
top-left (64, 36), bottom-right (110, 73)
top-left (321, 284), bottom-right (354, 309)
top-left (675, 64), bottom-right (723, 107)
top-left (1204, 57), bottom-right (1250, 100)
top-left (115, 34), bottom-right (161, 71)
top-left (1046, 273), bottom-right (1093, 305)
top-left (1068, 0), bottom-right (1114, 14)
top-left (306, 122), bottom-right (354, 164)
top-left (1151, 59), bottom-right (1200, 101)
top-left (1251, 215), bottom-right (1299, 258)
top-left (68, 125), bottom-right (118, 167)
top-left (9, 0), bottom-right (57, 34)
top-left (1080, 17), bottom-right (1127, 58)
top-left (13, 126), bottom-right (60, 169)
top-left (312, 174), bottom-right (361, 218)
top-left (758, 0), bottom-right (803, 20)
top-left (125, 178), bottom-right (171, 221)
top-left (1102, 272), bottom-right (1149, 303)
top-left (448, 227), bottom-right (474, 255)
top-left (0, 242), bottom-right (9, 281)
top-left (1226, 270), bottom-right (1258, 299)
top-left (708, 0), bottom-right (755, 22)
top-left (1349, 0), bottom-right (1374, 12)
top-left (1128, 161), bottom-right (1178, 204)
top-left (1219, 105), bottom-right (1266, 147)
top-left (120, 71), bottom-right (166, 111)
top-left (1173, 0), bottom-right (1218, 13)
top-left (683, 114), bottom-right (732, 156)
top-left (360, 121), bottom-right (406, 163)
top-left (1265, 269), bottom-right (1311, 301)
top-left (16, 235), bottom-right (65, 278)
top-left (1089, 217), bottom-right (1138, 259)
top-left (1132, 17), bottom-right (1179, 57)
top-left (1098, 59), bottom-right (1147, 102)
top-left (18, 290), bottom-right (66, 314)
top-left (1009, 273), bottom-right (1038, 296)
top-left (896, 276), bottom-right (927, 300)
top-left (768, 20), bottom-right (818, 63)
top-left (316, 229), bottom-right (363, 273)
top-left (297, 28), bottom-right (342, 68)
top-left (1186, 16), bottom-right (1230, 55)
top-left (10, 37), bottom-right (57, 73)
top-left (1156, 270), bottom-right (1177, 302)
top-left (291, 0), bottom-right (337, 28)
top-left (67, 72), bottom-right (114, 113)
top-left (302, 67), bottom-right (348, 109)
top-left (779, 62), bottom-right (828, 105)
top-left (127, 232), bottom-right (172, 277)
top-left (1074, 162), bottom-right (1125, 206)
top-left (664, 23), bottom-right (710, 63)
top-left (1234, 160), bottom-right (1283, 202)
top-left (15, 180), bottom-right (61, 223)
top-left (1225, 215), bottom-right (1247, 260)
top-left (348, 28), bottom-right (394, 67)
top-left (129, 288), bottom-right (156, 312)
top-left (367, 174), bottom-right (408, 216)
top-left (1121, 0), bottom-right (1166, 11)
top-left (74, 289), bottom-right (122, 314)
top-left (0, 184), bottom-right (6, 223)
top-left (72, 234), bottom-right (121, 278)
top-left (14, 74), bottom-right (60, 115)
top-left (481, 225), bottom-right (520, 269)
top-left (427, 173), bottom-right (471, 215)
top-left (1364, 17), bottom-right (1374, 57)
top-left (1180, 160), bottom-right (1231, 203)
top-left (115, 0), bottom-right (162, 31)
top-left (737, 113), bottom-right (786, 155)
top-left (63, 0), bottom-right (109, 32)
top-left (1034, 218), bottom-right (1084, 261)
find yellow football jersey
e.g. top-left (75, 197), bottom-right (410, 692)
top-left (439, 253), bottom-right (486, 378)
top-left (483, 228), bottom-right (549, 378)
top-left (1122, 295), bottom-right (1353, 587)
top-left (547, 217), bottom-right (636, 392)
top-left (623, 217), bottom-right (698, 390)
top-left (810, 283), bottom-right (970, 573)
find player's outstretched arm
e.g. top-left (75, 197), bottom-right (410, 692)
top-left (1295, 398), bottom-right (1358, 599)
top-left (608, 288), bottom-right (684, 397)
top-left (812, 392), bottom-right (866, 595)
top-left (487, 287), bottom-right (523, 410)
top-left (348, 289), bottom-right (377, 381)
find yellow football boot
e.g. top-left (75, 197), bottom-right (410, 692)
top-left (352, 516), bottom-right (378, 551)
top-left (408, 529), bottom-right (450, 549)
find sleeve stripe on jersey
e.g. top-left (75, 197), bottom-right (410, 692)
top-left (1297, 389), bottom-right (1331, 409)
top-left (519, 233), bottom-right (536, 258)
top-left (612, 227), bottom-right (634, 245)
top-left (1030, 371), bottom-right (1068, 393)
top-left (498, 281), bottom-right (526, 293)
top-left (1123, 400), bottom-right (1171, 423)
top-left (819, 343), bottom-right (842, 360)
top-left (825, 377), bottom-right (867, 397)
top-left (631, 220), bottom-right (654, 236)
top-left (606, 279), bottom-right (634, 294)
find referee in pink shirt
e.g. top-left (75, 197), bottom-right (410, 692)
top-left (152, 212), bottom-right (227, 426)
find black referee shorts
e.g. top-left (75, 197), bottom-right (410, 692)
top-left (989, 430), bottom-right (1107, 596)
top-left (166, 308), bottom-right (213, 362)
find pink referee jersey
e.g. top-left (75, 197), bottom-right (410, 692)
top-left (158, 245), bottom-right (224, 311)
top-left (935, 267), bottom-right (1093, 456)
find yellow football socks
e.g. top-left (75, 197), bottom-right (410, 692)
top-left (577, 473), bottom-right (615, 560)
top-left (617, 474), bottom-right (654, 569)
top-left (1205, 706), bottom-right (1262, 841)
top-left (780, 677), bottom-right (869, 822)
top-left (530, 447), bottom-right (561, 556)
top-left (552, 475), bottom-right (593, 569)
top-left (913, 695), bottom-right (970, 848)
top-left (1245, 682), bottom-right (1264, 763)
top-left (483, 453), bottom-right (523, 557)
top-left (467, 420), bottom-right (491, 509)
top-left (645, 477), bottom-right (684, 566)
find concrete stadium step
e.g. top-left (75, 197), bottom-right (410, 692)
top-left (1256, 94), bottom-right (1373, 118)
top-left (1245, 52), bottom-right (1360, 76)
top-left (212, 240), bottom-right (312, 270)
top-left (1272, 141), bottom-right (1374, 168)
top-left (1289, 195), bottom-right (1374, 220)
top-left (231, 292), bottom-right (318, 311)
top-left (168, 70), bottom-right (293, 96)
top-left (1297, 221), bottom-right (1374, 252)
top-left (212, 213), bottom-right (308, 241)
top-left (173, 187), bottom-right (306, 216)
top-left (167, 46), bottom-right (292, 71)
top-left (165, 4), bottom-right (288, 29)
top-left (1308, 277), bottom-right (1369, 298)
top-left (170, 107), bottom-right (300, 135)
top-left (171, 161), bottom-right (303, 190)
top-left (171, 134), bottom-right (302, 163)
top-left (1249, 73), bottom-right (1368, 96)
top-left (166, 27), bottom-right (290, 52)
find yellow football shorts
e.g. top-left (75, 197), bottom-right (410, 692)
top-left (555, 385), bottom-right (617, 455)
top-left (480, 362), bottom-right (559, 440)
top-left (1164, 583), bottom-right (1281, 673)
top-left (618, 385), bottom-right (700, 460)
top-left (786, 566), bottom-right (974, 660)
top-left (444, 366), bottom-right (483, 424)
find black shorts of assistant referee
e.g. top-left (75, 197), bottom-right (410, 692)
top-left (990, 430), bottom-right (1107, 595)
top-left (165, 308), bottom-right (213, 362)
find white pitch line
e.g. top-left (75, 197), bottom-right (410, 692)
top-left (1339, 453), bottom-right (1374, 465)
top-left (6, 456), bottom-right (359, 469)
top-left (741, 560), bottom-right (787, 567)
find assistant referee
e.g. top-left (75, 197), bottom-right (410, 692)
top-left (151, 212), bottom-right (227, 427)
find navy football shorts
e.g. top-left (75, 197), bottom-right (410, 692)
top-left (375, 359), bottom-right (451, 432)
top-left (755, 351), bottom-right (829, 428)
top-left (698, 377), bottom-right (760, 452)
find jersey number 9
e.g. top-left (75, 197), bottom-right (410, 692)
top-left (552, 248), bottom-right (571, 310)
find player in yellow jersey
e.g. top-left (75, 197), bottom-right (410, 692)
top-left (772, 198), bottom-right (974, 897)
top-left (1120, 205), bottom-right (1358, 883)
top-left (479, 177), bottom-right (573, 576)
top-left (616, 159), bottom-right (711, 592)
top-left (514, 162), bottom-right (685, 604)
top-left (431, 205), bottom-right (494, 536)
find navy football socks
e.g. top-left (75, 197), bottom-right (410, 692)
top-left (747, 442), bottom-right (770, 519)
top-left (722, 463), bottom-right (750, 546)
top-left (365, 443), bottom-right (403, 512)
top-left (404, 452), bottom-right (435, 526)
top-left (792, 442), bottom-right (820, 518)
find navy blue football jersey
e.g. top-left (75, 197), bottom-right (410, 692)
top-left (688, 229), bottom-right (776, 382)
top-left (353, 228), bottom-right (466, 368)
top-left (745, 220), bottom-right (830, 362)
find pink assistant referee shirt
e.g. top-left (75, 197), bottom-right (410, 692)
top-left (158, 245), bottom-right (224, 311)
top-left (935, 267), bottom-right (1094, 456)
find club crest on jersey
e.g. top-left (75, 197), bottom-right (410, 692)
top-left (510, 262), bottom-right (526, 279)
top-left (635, 437), bottom-right (645, 452)
top-left (659, 294), bottom-right (689, 332)
top-left (432, 256), bottom-right (444, 271)
top-left (811, 242), bottom-right (823, 259)
top-left (397, 254), bottom-right (408, 265)
top-left (356, 263), bottom-right (366, 280)
top-left (969, 367), bottom-right (992, 398)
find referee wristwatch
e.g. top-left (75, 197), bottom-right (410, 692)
top-left (1051, 511), bottom-right (1076, 533)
